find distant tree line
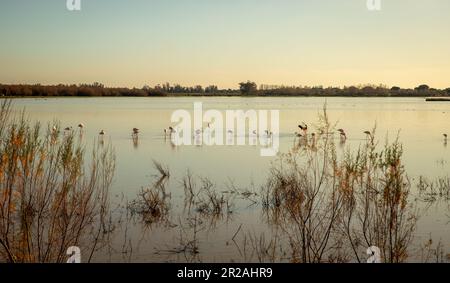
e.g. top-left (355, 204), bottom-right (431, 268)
top-left (0, 82), bottom-right (237, 97)
top-left (252, 83), bottom-right (450, 97)
top-left (1, 82), bottom-right (449, 97)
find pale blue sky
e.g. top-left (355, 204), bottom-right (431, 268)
top-left (1, 0), bottom-right (449, 88)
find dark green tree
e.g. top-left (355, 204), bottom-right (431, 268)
top-left (415, 84), bottom-right (430, 92)
top-left (239, 81), bottom-right (257, 95)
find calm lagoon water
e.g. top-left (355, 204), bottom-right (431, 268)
top-left (7, 97), bottom-right (450, 262)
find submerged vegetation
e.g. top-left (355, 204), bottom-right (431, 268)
top-left (0, 100), bottom-right (116, 263)
top-left (263, 108), bottom-right (417, 262)
top-left (417, 176), bottom-right (450, 202)
top-left (127, 161), bottom-right (171, 226)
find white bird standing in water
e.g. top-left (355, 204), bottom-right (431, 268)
top-left (77, 123), bottom-right (85, 137)
top-left (132, 128), bottom-right (140, 139)
top-left (364, 131), bottom-right (374, 145)
top-left (164, 127), bottom-right (175, 136)
top-left (298, 122), bottom-right (308, 135)
top-left (263, 130), bottom-right (273, 140)
top-left (338, 129), bottom-right (347, 141)
top-left (98, 130), bottom-right (105, 144)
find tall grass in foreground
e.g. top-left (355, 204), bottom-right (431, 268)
top-left (0, 100), bottom-right (115, 263)
top-left (263, 106), bottom-right (417, 263)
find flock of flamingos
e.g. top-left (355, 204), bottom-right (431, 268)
top-left (54, 122), bottom-right (449, 146)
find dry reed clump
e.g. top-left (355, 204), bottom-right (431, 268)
top-left (417, 176), bottom-right (450, 202)
top-left (127, 161), bottom-right (171, 226)
top-left (127, 183), bottom-right (170, 226)
top-left (262, 106), bottom-right (418, 263)
top-left (181, 171), bottom-right (232, 219)
top-left (152, 159), bottom-right (170, 179)
top-left (0, 100), bottom-right (115, 263)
